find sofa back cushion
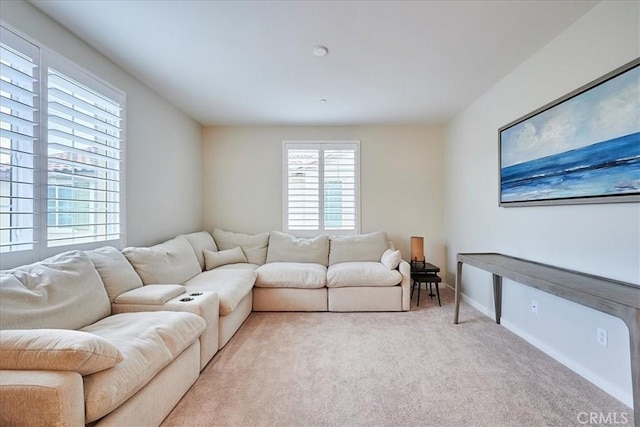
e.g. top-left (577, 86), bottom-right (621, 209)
top-left (212, 228), bottom-right (269, 265)
top-left (86, 246), bottom-right (143, 302)
top-left (328, 231), bottom-right (389, 265)
top-left (0, 251), bottom-right (111, 330)
top-left (122, 236), bottom-right (201, 285)
top-left (181, 231), bottom-right (218, 271)
top-left (266, 231), bottom-right (329, 266)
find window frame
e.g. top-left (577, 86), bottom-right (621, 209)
top-left (282, 140), bottom-right (360, 237)
top-left (0, 23), bottom-right (126, 269)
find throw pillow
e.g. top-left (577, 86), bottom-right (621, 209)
top-left (212, 228), bottom-right (269, 265)
top-left (0, 329), bottom-right (123, 376)
top-left (204, 247), bottom-right (248, 270)
top-left (381, 249), bottom-right (402, 270)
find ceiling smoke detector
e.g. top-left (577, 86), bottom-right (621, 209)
top-left (312, 46), bottom-right (329, 57)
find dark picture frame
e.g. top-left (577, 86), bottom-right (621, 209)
top-left (499, 58), bottom-right (640, 207)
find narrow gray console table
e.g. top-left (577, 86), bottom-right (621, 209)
top-left (453, 253), bottom-right (640, 421)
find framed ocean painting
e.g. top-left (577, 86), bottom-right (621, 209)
top-left (499, 58), bottom-right (640, 207)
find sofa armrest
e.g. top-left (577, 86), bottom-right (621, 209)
top-left (111, 292), bottom-right (220, 370)
top-left (111, 291), bottom-right (218, 317)
top-left (398, 260), bottom-right (411, 311)
top-left (0, 369), bottom-right (84, 427)
top-left (113, 284), bottom-right (186, 305)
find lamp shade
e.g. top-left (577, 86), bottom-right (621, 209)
top-left (410, 236), bottom-right (424, 262)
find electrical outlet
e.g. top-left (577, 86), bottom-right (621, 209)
top-left (531, 300), bottom-right (538, 314)
top-left (597, 328), bottom-right (608, 347)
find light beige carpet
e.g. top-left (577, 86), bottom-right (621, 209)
top-left (162, 286), bottom-right (632, 427)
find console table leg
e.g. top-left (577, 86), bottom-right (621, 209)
top-left (493, 274), bottom-right (502, 324)
top-left (625, 308), bottom-right (640, 424)
top-left (454, 261), bottom-right (463, 324)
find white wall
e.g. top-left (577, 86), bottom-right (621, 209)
top-left (203, 125), bottom-right (446, 270)
top-left (445, 1), bottom-right (639, 406)
top-left (2, 1), bottom-right (203, 248)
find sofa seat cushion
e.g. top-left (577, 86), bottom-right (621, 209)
top-left (326, 262), bottom-right (402, 288)
top-left (183, 270), bottom-right (256, 316)
top-left (80, 311), bottom-right (205, 423)
top-left (255, 262), bottom-right (327, 289)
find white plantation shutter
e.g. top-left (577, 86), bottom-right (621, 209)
top-left (0, 28), bottom-right (39, 256)
top-left (324, 148), bottom-right (356, 230)
top-left (47, 67), bottom-right (123, 247)
top-left (0, 25), bottom-right (126, 269)
top-left (287, 147), bottom-right (320, 230)
top-left (284, 141), bottom-right (359, 235)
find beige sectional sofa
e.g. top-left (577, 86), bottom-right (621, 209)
top-left (0, 229), bottom-right (409, 426)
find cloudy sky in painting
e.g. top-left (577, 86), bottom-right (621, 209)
top-left (501, 65), bottom-right (640, 167)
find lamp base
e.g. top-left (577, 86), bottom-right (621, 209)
top-left (411, 259), bottom-right (426, 269)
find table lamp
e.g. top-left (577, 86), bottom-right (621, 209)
top-left (410, 236), bottom-right (425, 267)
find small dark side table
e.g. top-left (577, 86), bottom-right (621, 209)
top-left (410, 261), bottom-right (441, 306)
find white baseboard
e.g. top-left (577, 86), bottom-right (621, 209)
top-left (459, 293), bottom-right (633, 408)
top-left (460, 292), bottom-right (495, 319)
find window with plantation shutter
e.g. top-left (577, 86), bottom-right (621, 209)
top-left (283, 141), bottom-right (360, 236)
top-left (0, 25), bottom-right (125, 269)
top-left (47, 67), bottom-right (123, 248)
top-left (0, 27), bottom-right (39, 257)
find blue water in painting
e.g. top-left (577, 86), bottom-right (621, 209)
top-left (501, 132), bottom-right (640, 202)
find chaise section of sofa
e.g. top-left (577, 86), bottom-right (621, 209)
top-left (124, 232), bottom-right (254, 351)
top-left (116, 238), bottom-right (220, 366)
top-left (0, 250), bottom-right (206, 426)
top-left (81, 311), bottom-right (204, 423)
top-left (109, 285), bottom-right (219, 371)
top-left (183, 269), bottom-right (254, 348)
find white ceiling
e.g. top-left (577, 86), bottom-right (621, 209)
top-left (30, 0), bottom-right (597, 126)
